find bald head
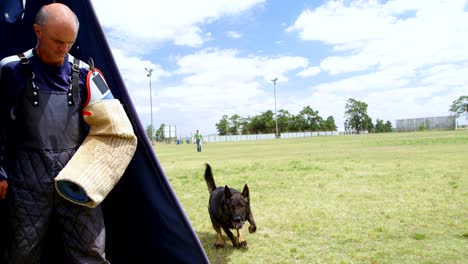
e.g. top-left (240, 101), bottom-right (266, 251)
top-left (33, 3), bottom-right (79, 66)
top-left (35, 3), bottom-right (79, 31)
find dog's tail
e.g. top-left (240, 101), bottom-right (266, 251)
top-left (204, 163), bottom-right (216, 193)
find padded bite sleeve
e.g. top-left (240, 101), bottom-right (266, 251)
top-left (55, 99), bottom-right (137, 208)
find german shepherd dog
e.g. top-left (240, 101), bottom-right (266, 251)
top-left (204, 163), bottom-right (257, 248)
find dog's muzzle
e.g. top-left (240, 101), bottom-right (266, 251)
top-left (233, 216), bottom-right (245, 229)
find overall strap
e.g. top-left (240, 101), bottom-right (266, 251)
top-left (69, 57), bottom-right (81, 106)
top-left (17, 53), bottom-right (39, 107)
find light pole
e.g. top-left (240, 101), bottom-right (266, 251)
top-left (145, 68), bottom-right (154, 142)
top-left (271, 77), bottom-right (278, 138)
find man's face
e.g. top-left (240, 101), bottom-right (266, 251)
top-left (34, 21), bottom-right (77, 66)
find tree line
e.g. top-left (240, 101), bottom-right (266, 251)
top-left (216, 98), bottom-right (393, 136)
top-left (145, 95), bottom-right (467, 140)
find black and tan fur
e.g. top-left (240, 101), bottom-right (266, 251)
top-left (204, 163), bottom-right (257, 248)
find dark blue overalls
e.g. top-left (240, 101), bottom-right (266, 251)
top-left (4, 54), bottom-right (108, 264)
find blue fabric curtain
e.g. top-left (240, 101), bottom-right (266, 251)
top-left (0, 0), bottom-right (23, 23)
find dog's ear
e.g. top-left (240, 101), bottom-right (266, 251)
top-left (241, 184), bottom-right (249, 200)
top-left (224, 185), bottom-right (232, 199)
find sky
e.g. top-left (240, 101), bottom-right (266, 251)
top-left (91, 0), bottom-right (468, 136)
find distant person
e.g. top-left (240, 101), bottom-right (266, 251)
top-left (192, 130), bottom-right (203, 152)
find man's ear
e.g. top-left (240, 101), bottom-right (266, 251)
top-left (33, 24), bottom-right (41, 38)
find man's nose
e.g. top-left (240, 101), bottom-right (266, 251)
top-left (59, 43), bottom-right (72, 52)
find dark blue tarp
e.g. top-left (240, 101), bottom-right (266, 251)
top-left (0, 0), bottom-right (209, 263)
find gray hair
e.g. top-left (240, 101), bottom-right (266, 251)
top-left (34, 5), bottom-right (80, 30)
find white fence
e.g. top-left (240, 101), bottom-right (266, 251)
top-left (202, 131), bottom-right (340, 143)
top-left (281, 131), bottom-right (340, 138)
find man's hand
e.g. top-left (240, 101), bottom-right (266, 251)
top-left (0, 180), bottom-right (7, 199)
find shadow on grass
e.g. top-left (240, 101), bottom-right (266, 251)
top-left (197, 231), bottom-right (250, 264)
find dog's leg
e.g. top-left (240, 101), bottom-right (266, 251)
top-left (222, 227), bottom-right (241, 248)
top-left (247, 211), bottom-right (257, 233)
top-left (213, 225), bottom-right (225, 248)
top-left (242, 184), bottom-right (257, 234)
top-left (236, 228), bottom-right (247, 247)
top-left (225, 227), bottom-right (248, 248)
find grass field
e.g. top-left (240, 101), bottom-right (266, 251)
top-left (154, 131), bottom-right (468, 264)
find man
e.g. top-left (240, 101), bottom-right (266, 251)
top-left (0, 3), bottom-right (111, 263)
top-left (193, 130), bottom-right (204, 152)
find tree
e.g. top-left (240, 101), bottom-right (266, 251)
top-left (261, 110), bottom-right (276, 134)
top-left (248, 115), bottom-right (265, 134)
top-left (240, 117), bottom-right (251, 135)
top-left (154, 123), bottom-right (165, 142)
top-left (241, 110), bottom-right (276, 134)
top-left (344, 98), bottom-right (371, 132)
top-left (375, 119), bottom-right (393, 133)
top-left (375, 119), bottom-right (384, 133)
top-left (242, 116), bottom-right (252, 134)
top-left (277, 109), bottom-right (292, 132)
top-left (299, 105), bottom-right (323, 131)
top-left (363, 115), bottom-right (374, 132)
top-left (229, 114), bottom-right (242, 135)
top-left (384, 121), bottom-right (393, 132)
top-left (289, 114), bottom-right (306, 132)
top-left (215, 105), bottom-right (340, 135)
top-left (216, 115), bottom-right (229, 135)
top-left (375, 119), bottom-right (385, 133)
top-left (449, 95), bottom-right (468, 118)
top-left (321, 116), bottom-right (337, 131)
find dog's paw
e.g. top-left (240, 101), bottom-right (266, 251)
top-left (214, 242), bottom-right (225, 249)
top-left (234, 240), bottom-right (247, 248)
top-left (249, 224), bottom-right (257, 233)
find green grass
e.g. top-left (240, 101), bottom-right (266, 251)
top-left (155, 131), bottom-right (468, 264)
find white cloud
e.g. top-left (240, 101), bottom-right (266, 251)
top-left (288, 0), bottom-right (468, 75)
top-left (286, 1), bottom-right (395, 47)
top-left (110, 49), bottom-right (170, 83)
top-left (133, 48), bottom-right (309, 133)
top-left (92, 0), bottom-right (265, 49)
top-left (174, 48), bottom-right (308, 83)
top-left (320, 54), bottom-right (377, 75)
top-left (297, 66), bottom-right (321, 77)
top-left (226, 31), bottom-right (242, 39)
top-left (104, 48), bottom-right (170, 119)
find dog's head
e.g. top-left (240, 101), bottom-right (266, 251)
top-left (224, 184), bottom-right (250, 230)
